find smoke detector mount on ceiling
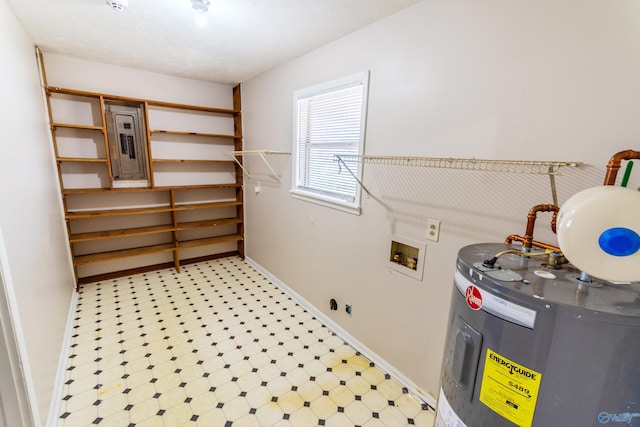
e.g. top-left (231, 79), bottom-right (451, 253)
top-left (106, 0), bottom-right (128, 12)
top-left (191, 0), bottom-right (210, 13)
top-left (191, 0), bottom-right (211, 26)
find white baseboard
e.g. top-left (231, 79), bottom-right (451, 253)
top-left (244, 256), bottom-right (437, 410)
top-left (46, 290), bottom-right (79, 427)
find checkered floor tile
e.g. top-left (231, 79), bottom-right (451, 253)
top-left (57, 257), bottom-right (435, 426)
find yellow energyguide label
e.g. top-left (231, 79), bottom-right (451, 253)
top-left (479, 348), bottom-right (542, 427)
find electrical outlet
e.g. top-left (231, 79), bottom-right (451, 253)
top-left (427, 219), bottom-right (440, 242)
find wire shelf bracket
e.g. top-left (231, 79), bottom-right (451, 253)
top-left (227, 150), bottom-right (291, 183)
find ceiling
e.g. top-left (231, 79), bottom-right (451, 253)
top-left (7, 0), bottom-right (422, 85)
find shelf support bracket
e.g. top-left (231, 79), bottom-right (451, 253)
top-left (548, 165), bottom-right (559, 205)
top-left (231, 156), bottom-right (255, 181)
top-left (334, 155), bottom-right (373, 197)
top-left (228, 150), bottom-right (290, 183)
top-left (257, 151), bottom-right (282, 183)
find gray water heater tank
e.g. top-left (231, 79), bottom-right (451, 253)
top-left (436, 243), bottom-right (640, 427)
top-left (437, 185), bottom-right (640, 427)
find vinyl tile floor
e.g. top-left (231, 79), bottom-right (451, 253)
top-left (57, 257), bottom-right (435, 426)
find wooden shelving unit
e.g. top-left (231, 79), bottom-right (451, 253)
top-left (43, 82), bottom-right (245, 287)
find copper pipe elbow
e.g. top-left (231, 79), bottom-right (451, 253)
top-left (524, 204), bottom-right (560, 249)
top-left (603, 150), bottom-right (640, 186)
top-left (504, 234), bottom-right (518, 245)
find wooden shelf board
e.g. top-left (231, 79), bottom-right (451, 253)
top-left (66, 201), bottom-right (241, 219)
top-left (46, 86), bottom-right (239, 115)
top-left (174, 200), bottom-right (241, 211)
top-left (69, 218), bottom-right (241, 242)
top-left (153, 159), bottom-right (234, 164)
top-left (179, 234), bottom-right (243, 249)
top-left (67, 206), bottom-right (174, 219)
top-left (70, 224), bottom-right (174, 242)
top-left (62, 183), bottom-right (241, 195)
top-left (74, 243), bottom-right (175, 265)
top-left (57, 157), bottom-right (108, 163)
top-left (150, 130), bottom-right (236, 139)
top-left (63, 187), bottom-right (151, 195)
top-left (176, 217), bottom-right (242, 231)
top-left (51, 123), bottom-right (104, 131)
top-left (154, 183), bottom-right (241, 191)
top-left (147, 100), bottom-right (239, 115)
top-left (46, 86), bottom-right (104, 98)
top-left (77, 251), bottom-right (240, 285)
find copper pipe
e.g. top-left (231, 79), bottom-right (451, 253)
top-left (504, 234), bottom-right (560, 252)
top-left (603, 150), bottom-right (640, 186)
top-left (522, 204), bottom-right (560, 250)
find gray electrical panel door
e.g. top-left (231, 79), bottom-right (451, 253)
top-left (105, 103), bottom-right (149, 182)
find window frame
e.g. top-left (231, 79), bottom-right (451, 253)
top-left (290, 71), bottom-right (370, 215)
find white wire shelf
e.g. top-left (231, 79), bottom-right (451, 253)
top-left (335, 155), bottom-right (584, 206)
top-left (228, 150), bottom-right (291, 156)
top-left (336, 155), bottom-right (582, 176)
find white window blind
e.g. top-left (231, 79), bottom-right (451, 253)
top-left (292, 72), bottom-right (369, 213)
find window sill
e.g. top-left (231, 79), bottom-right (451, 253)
top-left (290, 189), bottom-right (361, 216)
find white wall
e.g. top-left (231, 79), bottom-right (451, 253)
top-left (43, 53), bottom-right (234, 109)
top-left (0, 0), bottom-right (76, 423)
top-left (242, 0), bottom-right (640, 398)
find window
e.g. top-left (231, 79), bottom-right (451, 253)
top-left (291, 71), bottom-right (369, 214)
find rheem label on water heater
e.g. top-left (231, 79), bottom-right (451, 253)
top-left (479, 349), bottom-right (542, 427)
top-left (465, 285), bottom-right (483, 310)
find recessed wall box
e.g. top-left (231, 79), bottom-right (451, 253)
top-left (387, 235), bottom-right (426, 280)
